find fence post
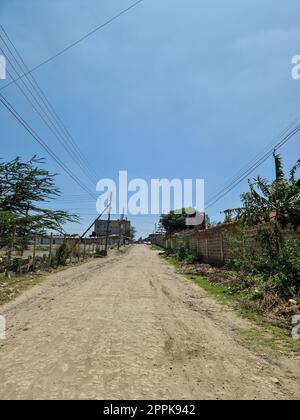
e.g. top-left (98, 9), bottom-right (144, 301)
top-left (70, 238), bottom-right (73, 264)
top-left (33, 234), bottom-right (37, 266)
top-left (84, 238), bottom-right (87, 259)
top-left (48, 233), bottom-right (53, 267)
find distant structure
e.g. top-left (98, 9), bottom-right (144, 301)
top-left (185, 211), bottom-right (206, 230)
top-left (93, 219), bottom-right (131, 238)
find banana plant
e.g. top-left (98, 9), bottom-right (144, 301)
top-left (224, 152), bottom-right (300, 229)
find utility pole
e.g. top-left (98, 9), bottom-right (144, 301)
top-left (104, 193), bottom-right (113, 255)
top-left (118, 208), bottom-right (125, 249)
top-left (48, 232), bottom-right (53, 267)
top-left (33, 234), bottom-right (37, 266)
top-left (70, 201), bottom-right (111, 254)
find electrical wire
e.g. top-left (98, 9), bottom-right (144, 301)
top-left (0, 35), bottom-right (97, 185)
top-left (0, 93), bottom-right (98, 200)
top-left (0, 0), bottom-right (145, 91)
top-left (206, 122), bottom-right (300, 210)
top-left (0, 24), bottom-right (99, 182)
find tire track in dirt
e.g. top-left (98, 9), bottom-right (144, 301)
top-left (0, 245), bottom-right (299, 399)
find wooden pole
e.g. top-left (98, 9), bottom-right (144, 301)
top-left (118, 220), bottom-right (121, 250)
top-left (77, 238), bottom-right (80, 263)
top-left (48, 233), bottom-right (53, 267)
top-left (84, 238), bottom-right (87, 258)
top-left (33, 234), bottom-right (37, 265)
top-left (104, 193), bottom-right (113, 254)
top-left (70, 203), bottom-right (111, 254)
top-left (118, 209), bottom-right (125, 249)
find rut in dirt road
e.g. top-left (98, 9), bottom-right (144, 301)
top-left (0, 245), bottom-right (299, 399)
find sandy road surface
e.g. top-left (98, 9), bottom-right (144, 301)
top-left (0, 245), bottom-right (299, 400)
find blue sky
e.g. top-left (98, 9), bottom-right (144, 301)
top-left (0, 0), bottom-right (300, 238)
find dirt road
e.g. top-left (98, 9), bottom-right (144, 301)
top-left (0, 245), bottom-right (299, 400)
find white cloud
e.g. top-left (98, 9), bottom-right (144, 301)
top-left (233, 27), bottom-right (300, 55)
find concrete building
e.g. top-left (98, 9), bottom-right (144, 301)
top-left (93, 219), bottom-right (131, 237)
top-left (39, 235), bottom-right (65, 245)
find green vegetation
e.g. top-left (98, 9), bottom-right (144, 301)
top-left (0, 273), bottom-right (44, 306)
top-left (223, 153), bottom-right (300, 297)
top-left (187, 272), bottom-right (300, 355)
top-left (173, 237), bottom-right (198, 264)
top-left (151, 155), bottom-right (300, 355)
top-left (160, 254), bottom-right (300, 356)
top-left (225, 152), bottom-right (300, 229)
top-left (237, 313), bottom-right (300, 356)
top-left (224, 226), bottom-right (300, 297)
top-left (53, 242), bottom-right (72, 267)
top-left (0, 156), bottom-right (78, 251)
top-left (160, 236), bottom-right (198, 264)
top-left (0, 156), bottom-right (80, 274)
top-left (273, 238), bottom-right (300, 295)
top-left (150, 244), bottom-right (163, 251)
top-left (185, 273), bottom-right (244, 303)
top-left (159, 209), bottom-right (189, 236)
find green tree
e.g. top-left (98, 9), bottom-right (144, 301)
top-left (0, 156), bottom-right (78, 247)
top-left (160, 209), bottom-right (188, 237)
top-left (223, 153), bottom-right (300, 295)
top-left (224, 153), bottom-right (300, 229)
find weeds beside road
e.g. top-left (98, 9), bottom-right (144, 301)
top-left (158, 251), bottom-right (300, 357)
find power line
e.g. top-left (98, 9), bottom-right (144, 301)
top-left (0, 93), bottom-right (97, 200)
top-left (0, 24), bottom-right (99, 182)
top-left (205, 122), bottom-right (300, 210)
top-left (206, 114), bottom-right (300, 206)
top-left (0, 0), bottom-right (145, 91)
top-left (1, 73), bottom-right (97, 189)
top-left (0, 29), bottom-right (98, 185)
top-left (1, 51), bottom-right (98, 186)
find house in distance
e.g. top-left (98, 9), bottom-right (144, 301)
top-left (93, 219), bottom-right (131, 238)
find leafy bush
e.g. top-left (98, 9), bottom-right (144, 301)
top-left (174, 237), bottom-right (198, 263)
top-left (225, 227), bottom-right (300, 296)
top-left (272, 239), bottom-right (300, 296)
top-left (55, 242), bottom-right (71, 266)
top-left (223, 226), bottom-right (257, 272)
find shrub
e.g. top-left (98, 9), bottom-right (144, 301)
top-left (223, 226), bottom-right (257, 272)
top-left (225, 227), bottom-right (300, 297)
top-left (272, 239), bottom-right (300, 296)
top-left (174, 237), bottom-right (198, 263)
top-left (55, 242), bottom-right (71, 266)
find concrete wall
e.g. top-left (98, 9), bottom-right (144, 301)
top-left (150, 224), bottom-right (300, 265)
